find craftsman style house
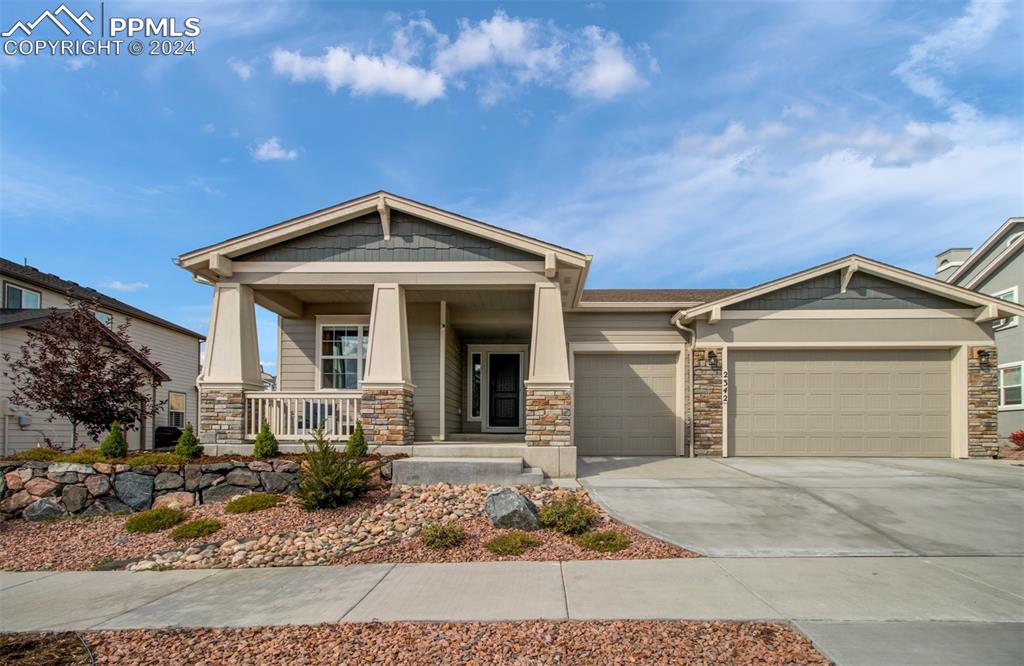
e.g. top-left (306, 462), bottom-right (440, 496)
top-left (176, 193), bottom-right (1022, 479)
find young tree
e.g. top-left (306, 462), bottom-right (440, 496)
top-left (2, 298), bottom-right (166, 448)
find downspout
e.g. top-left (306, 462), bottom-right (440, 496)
top-left (672, 311), bottom-right (696, 458)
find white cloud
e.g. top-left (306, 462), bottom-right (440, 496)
top-left (65, 57), bottom-right (93, 71)
top-left (811, 122), bottom-right (955, 168)
top-left (567, 26), bottom-right (645, 99)
top-left (433, 11), bottom-right (560, 79)
top-left (782, 103), bottom-right (816, 119)
top-left (227, 57), bottom-right (254, 81)
top-left (272, 46), bottom-right (445, 104)
top-left (250, 137), bottom-right (299, 161)
top-left (101, 280), bottom-right (149, 293)
top-left (202, 122), bottom-right (216, 133)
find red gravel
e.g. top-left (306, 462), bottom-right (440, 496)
top-left (83, 620), bottom-right (829, 665)
top-left (0, 490), bottom-right (386, 571)
top-left (346, 515), bottom-right (695, 564)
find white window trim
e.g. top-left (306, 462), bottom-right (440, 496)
top-left (991, 286), bottom-right (1019, 331)
top-left (466, 344), bottom-right (528, 432)
top-left (998, 361), bottom-right (1023, 411)
top-left (3, 281), bottom-right (42, 309)
top-left (167, 391), bottom-right (187, 428)
top-left (313, 315), bottom-right (371, 392)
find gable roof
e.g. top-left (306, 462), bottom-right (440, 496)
top-left (0, 258), bottom-right (204, 340)
top-left (960, 231), bottom-right (1023, 290)
top-left (176, 191), bottom-right (591, 275)
top-left (581, 288), bottom-right (744, 305)
top-left (673, 254), bottom-right (1024, 324)
top-left (947, 217), bottom-right (1024, 284)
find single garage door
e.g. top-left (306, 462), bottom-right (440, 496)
top-left (575, 353), bottom-right (677, 455)
top-left (729, 349), bottom-right (950, 457)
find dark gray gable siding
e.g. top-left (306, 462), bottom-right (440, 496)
top-left (236, 212), bottom-right (541, 262)
top-left (728, 271), bottom-right (966, 311)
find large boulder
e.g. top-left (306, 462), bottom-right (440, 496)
top-left (4, 471), bottom-right (25, 492)
top-left (225, 468), bottom-right (260, 487)
top-left (154, 472), bottom-right (184, 490)
top-left (1, 490), bottom-right (34, 513)
top-left (202, 484), bottom-right (251, 503)
top-left (85, 475), bottom-right (111, 496)
top-left (24, 478), bottom-right (58, 497)
top-left (259, 472), bottom-right (295, 494)
top-left (60, 485), bottom-right (90, 513)
top-left (47, 471), bottom-right (78, 484)
top-left (198, 473), bottom-right (222, 489)
top-left (272, 459), bottom-right (299, 473)
top-left (183, 465), bottom-right (202, 491)
top-left (24, 498), bottom-right (66, 522)
top-left (81, 496), bottom-right (132, 517)
top-left (114, 472), bottom-right (153, 511)
top-left (153, 491), bottom-right (195, 510)
top-left (48, 463), bottom-right (95, 475)
top-left (484, 488), bottom-right (541, 531)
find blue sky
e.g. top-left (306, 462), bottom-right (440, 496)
top-left (1, 0), bottom-right (1021, 374)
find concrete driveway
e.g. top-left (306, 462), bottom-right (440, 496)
top-left (578, 457), bottom-right (1024, 557)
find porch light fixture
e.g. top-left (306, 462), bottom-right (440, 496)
top-left (977, 349), bottom-right (991, 366)
top-left (707, 351), bottom-right (718, 368)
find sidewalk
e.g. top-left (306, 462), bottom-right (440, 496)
top-left (3, 557), bottom-right (1023, 664)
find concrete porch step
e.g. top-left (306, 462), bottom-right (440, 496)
top-left (391, 456), bottom-right (544, 486)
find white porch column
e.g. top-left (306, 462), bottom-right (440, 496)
top-left (524, 283), bottom-right (573, 458)
top-left (361, 284), bottom-right (416, 445)
top-left (197, 283), bottom-right (262, 448)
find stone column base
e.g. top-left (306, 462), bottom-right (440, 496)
top-left (198, 386), bottom-right (248, 447)
top-left (360, 386), bottom-right (415, 446)
top-left (525, 385), bottom-right (572, 446)
top-left (967, 346), bottom-right (998, 458)
top-left (692, 347), bottom-right (724, 457)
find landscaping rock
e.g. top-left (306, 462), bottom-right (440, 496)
top-left (248, 461), bottom-right (273, 472)
top-left (82, 497), bottom-right (133, 516)
top-left (272, 459), bottom-right (299, 473)
top-left (24, 498), bottom-right (66, 521)
top-left (16, 467), bottom-right (34, 482)
top-left (259, 472), bottom-right (295, 494)
top-left (1, 490), bottom-right (34, 513)
top-left (132, 465), bottom-right (159, 476)
top-left (4, 471), bottom-right (23, 492)
top-left (484, 488), bottom-right (540, 531)
top-left (183, 466), bottom-right (202, 491)
top-left (225, 468), bottom-right (260, 487)
top-left (49, 463), bottom-right (96, 475)
top-left (153, 491), bottom-right (195, 510)
top-left (61, 485), bottom-right (90, 513)
top-left (24, 477), bottom-right (58, 498)
top-left (202, 462), bottom-right (234, 473)
top-left (114, 472), bottom-right (154, 511)
top-left (93, 462), bottom-right (114, 474)
top-left (198, 473), bottom-right (221, 489)
top-left (154, 472), bottom-right (184, 490)
top-left (202, 484), bottom-right (251, 503)
top-left (85, 475), bottom-right (111, 496)
top-left (47, 471), bottom-right (78, 484)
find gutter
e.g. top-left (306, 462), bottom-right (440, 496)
top-left (671, 310), bottom-right (696, 458)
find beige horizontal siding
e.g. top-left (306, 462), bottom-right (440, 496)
top-left (565, 311), bottom-right (684, 345)
top-left (445, 319), bottom-right (463, 436)
top-left (409, 303), bottom-right (441, 440)
top-left (279, 317), bottom-right (316, 391)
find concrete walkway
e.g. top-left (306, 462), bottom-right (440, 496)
top-left (2, 557), bottom-right (1022, 664)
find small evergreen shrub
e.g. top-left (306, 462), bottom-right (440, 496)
top-left (295, 427), bottom-right (379, 511)
top-left (99, 421), bottom-right (128, 459)
top-left (252, 419), bottom-right (279, 459)
top-left (538, 495), bottom-right (596, 536)
top-left (174, 421), bottom-right (203, 459)
top-left (420, 523), bottom-right (466, 549)
top-left (9, 448), bottom-right (62, 461)
top-left (574, 530), bottom-right (630, 553)
top-left (171, 518), bottom-right (222, 540)
top-left (127, 452), bottom-right (187, 466)
top-left (346, 421), bottom-right (367, 459)
top-left (484, 531), bottom-right (541, 556)
top-left (124, 507), bottom-right (185, 533)
top-left (224, 492), bottom-right (282, 514)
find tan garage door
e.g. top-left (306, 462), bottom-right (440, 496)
top-left (575, 353), bottom-right (677, 455)
top-left (729, 349), bottom-right (950, 457)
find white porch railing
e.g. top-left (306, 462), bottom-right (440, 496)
top-left (244, 391), bottom-right (361, 441)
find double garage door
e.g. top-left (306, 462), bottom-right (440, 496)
top-left (729, 349), bottom-right (951, 457)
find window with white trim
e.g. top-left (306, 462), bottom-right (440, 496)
top-left (469, 352), bottom-right (482, 420)
top-left (1000, 364), bottom-right (1022, 408)
top-left (991, 286), bottom-right (1019, 331)
top-left (168, 391), bottom-right (186, 428)
top-left (3, 282), bottom-right (41, 309)
top-left (320, 325), bottom-right (368, 389)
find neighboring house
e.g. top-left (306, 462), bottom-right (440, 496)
top-left (260, 367), bottom-right (277, 392)
top-left (937, 217), bottom-right (1024, 446)
top-left (175, 192), bottom-right (1022, 478)
top-left (0, 258), bottom-right (205, 454)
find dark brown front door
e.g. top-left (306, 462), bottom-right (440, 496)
top-left (488, 353), bottom-right (520, 428)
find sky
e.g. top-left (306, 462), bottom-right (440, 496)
top-left (1, 0), bottom-right (1021, 375)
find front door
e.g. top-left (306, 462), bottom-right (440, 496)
top-left (488, 353), bottom-right (521, 428)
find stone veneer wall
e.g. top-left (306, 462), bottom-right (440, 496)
top-left (0, 459), bottom-right (300, 521)
top-left (199, 387), bottom-right (246, 447)
top-left (692, 347), bottom-right (724, 457)
top-left (361, 387), bottom-right (415, 446)
top-left (967, 346), bottom-right (999, 458)
top-left (525, 386), bottom-right (572, 446)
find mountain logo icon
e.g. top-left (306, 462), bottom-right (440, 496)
top-left (2, 4), bottom-right (95, 38)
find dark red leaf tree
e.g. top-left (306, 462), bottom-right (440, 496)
top-left (2, 298), bottom-right (166, 448)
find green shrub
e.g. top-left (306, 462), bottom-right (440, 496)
top-left (171, 518), bottom-right (223, 540)
top-left (9, 448), bottom-right (62, 461)
top-left (127, 452), bottom-right (187, 466)
top-left (483, 531), bottom-right (541, 556)
top-left (174, 421), bottom-right (203, 459)
top-left (124, 507), bottom-right (185, 533)
top-left (346, 420), bottom-right (367, 458)
top-left (60, 449), bottom-right (104, 464)
top-left (538, 495), bottom-right (596, 536)
top-left (99, 421), bottom-right (128, 459)
top-left (420, 523), bottom-right (466, 549)
top-left (295, 427), bottom-right (378, 511)
top-left (224, 493), bottom-right (282, 514)
top-left (252, 419), bottom-right (279, 459)
top-left (574, 530), bottom-right (630, 553)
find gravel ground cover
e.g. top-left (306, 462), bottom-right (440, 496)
top-left (0, 632), bottom-right (91, 666)
top-left (0, 490), bottom-right (386, 571)
top-left (129, 485), bottom-right (696, 570)
top-left (82, 620), bottom-right (829, 665)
